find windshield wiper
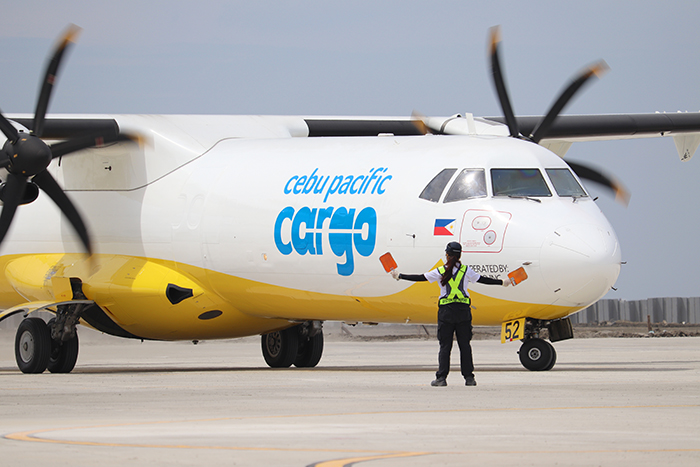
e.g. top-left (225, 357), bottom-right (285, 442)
top-left (508, 195), bottom-right (542, 203)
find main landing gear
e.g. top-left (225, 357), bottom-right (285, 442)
top-left (261, 321), bottom-right (324, 368)
top-left (517, 318), bottom-right (573, 371)
top-left (14, 304), bottom-right (85, 374)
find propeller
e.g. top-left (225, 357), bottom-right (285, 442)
top-left (487, 25), bottom-right (628, 203)
top-left (566, 161), bottom-right (630, 205)
top-left (0, 25), bottom-right (134, 254)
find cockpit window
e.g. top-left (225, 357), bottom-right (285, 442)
top-left (444, 169), bottom-right (487, 203)
top-left (491, 169), bottom-right (552, 197)
top-left (419, 168), bottom-right (457, 202)
top-left (546, 168), bottom-right (588, 197)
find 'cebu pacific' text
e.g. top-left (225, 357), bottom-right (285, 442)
top-left (284, 168), bottom-right (392, 203)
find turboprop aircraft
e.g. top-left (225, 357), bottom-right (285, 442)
top-left (1, 25), bottom-right (699, 374)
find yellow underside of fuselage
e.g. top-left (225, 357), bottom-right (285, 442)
top-left (0, 253), bottom-right (579, 341)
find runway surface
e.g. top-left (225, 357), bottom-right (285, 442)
top-left (1, 331), bottom-right (699, 466)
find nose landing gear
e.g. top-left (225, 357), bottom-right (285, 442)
top-left (519, 337), bottom-right (557, 371)
top-left (517, 317), bottom-right (573, 371)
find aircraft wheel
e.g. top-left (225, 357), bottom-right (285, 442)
top-left (47, 320), bottom-right (79, 374)
top-left (261, 327), bottom-right (300, 368)
top-left (518, 338), bottom-right (555, 371)
top-left (543, 343), bottom-right (557, 371)
top-left (15, 318), bottom-right (51, 374)
top-left (294, 331), bottom-right (324, 368)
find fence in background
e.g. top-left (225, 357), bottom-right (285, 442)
top-left (571, 297), bottom-right (700, 324)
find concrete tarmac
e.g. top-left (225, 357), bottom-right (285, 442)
top-left (1, 329), bottom-right (699, 466)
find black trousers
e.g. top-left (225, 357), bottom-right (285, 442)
top-left (436, 303), bottom-right (474, 380)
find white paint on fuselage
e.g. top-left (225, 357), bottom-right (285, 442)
top-left (1, 115), bottom-right (621, 314)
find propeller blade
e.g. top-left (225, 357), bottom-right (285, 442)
top-left (32, 169), bottom-right (91, 254)
top-left (0, 173), bottom-right (27, 245)
top-left (33, 24), bottom-right (81, 138)
top-left (0, 109), bottom-right (19, 143)
top-left (568, 160), bottom-right (630, 205)
top-left (529, 61), bottom-right (609, 144)
top-left (489, 26), bottom-right (519, 138)
top-left (49, 132), bottom-right (136, 159)
top-left (410, 110), bottom-right (434, 135)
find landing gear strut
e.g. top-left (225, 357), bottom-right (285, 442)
top-left (261, 321), bottom-right (324, 368)
top-left (47, 317), bottom-right (79, 374)
top-left (294, 321), bottom-right (324, 368)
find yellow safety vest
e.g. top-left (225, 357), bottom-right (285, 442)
top-left (437, 264), bottom-right (471, 306)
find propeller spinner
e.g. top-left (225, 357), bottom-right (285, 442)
top-left (0, 25), bottom-right (133, 254)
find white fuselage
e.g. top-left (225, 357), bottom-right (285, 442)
top-left (0, 115), bottom-right (621, 337)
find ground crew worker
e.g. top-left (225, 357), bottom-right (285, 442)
top-left (391, 241), bottom-right (510, 386)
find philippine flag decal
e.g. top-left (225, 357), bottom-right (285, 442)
top-left (434, 219), bottom-right (456, 236)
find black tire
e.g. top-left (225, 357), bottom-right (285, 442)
top-left (294, 331), bottom-right (324, 368)
top-left (261, 327), bottom-right (300, 368)
top-left (15, 318), bottom-right (51, 374)
top-left (543, 343), bottom-right (557, 371)
top-left (518, 338), bottom-right (555, 371)
top-left (47, 322), bottom-right (79, 374)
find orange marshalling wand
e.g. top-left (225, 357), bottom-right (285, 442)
top-left (507, 267), bottom-right (528, 286)
top-left (379, 252), bottom-right (398, 273)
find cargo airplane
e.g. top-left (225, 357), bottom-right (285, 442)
top-left (1, 26), bottom-right (698, 374)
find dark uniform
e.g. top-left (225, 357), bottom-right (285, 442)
top-left (394, 242), bottom-right (507, 386)
top-left (435, 264), bottom-right (475, 382)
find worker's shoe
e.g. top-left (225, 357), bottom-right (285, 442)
top-left (431, 377), bottom-right (447, 387)
top-left (465, 377), bottom-right (477, 386)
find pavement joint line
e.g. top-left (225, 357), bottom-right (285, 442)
top-left (5, 403), bottom-right (699, 452)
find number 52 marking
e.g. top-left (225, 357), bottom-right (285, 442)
top-left (500, 318), bottom-right (525, 343)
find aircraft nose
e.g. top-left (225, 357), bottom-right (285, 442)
top-left (539, 223), bottom-right (621, 306)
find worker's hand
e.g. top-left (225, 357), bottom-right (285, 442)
top-left (502, 278), bottom-right (512, 287)
top-left (390, 269), bottom-right (400, 281)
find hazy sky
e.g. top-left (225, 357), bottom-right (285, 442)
top-left (1, 1), bottom-right (698, 300)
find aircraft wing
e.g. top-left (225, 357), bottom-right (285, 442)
top-left (305, 113), bottom-right (700, 160)
top-left (486, 113), bottom-right (700, 140)
top-left (8, 112), bottom-right (700, 161)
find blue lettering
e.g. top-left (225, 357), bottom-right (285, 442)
top-left (291, 207), bottom-right (316, 255)
top-left (315, 207), bottom-right (334, 255)
top-left (303, 169), bottom-right (319, 194)
top-left (313, 175), bottom-right (329, 194)
top-left (360, 169), bottom-right (374, 193)
top-left (324, 176), bottom-right (343, 203)
top-left (293, 176), bottom-right (307, 194)
top-left (353, 207), bottom-right (376, 257)
top-left (283, 168), bottom-right (392, 202)
top-left (274, 207), bottom-right (294, 255)
top-left (363, 168), bottom-right (382, 194)
top-left (377, 175), bottom-right (392, 194)
top-left (284, 176), bottom-right (298, 195)
top-left (338, 176), bottom-right (353, 195)
top-left (350, 175), bottom-right (364, 194)
top-left (329, 207), bottom-right (355, 276)
top-left (273, 205), bottom-right (377, 276)
top-left (371, 168), bottom-right (388, 194)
